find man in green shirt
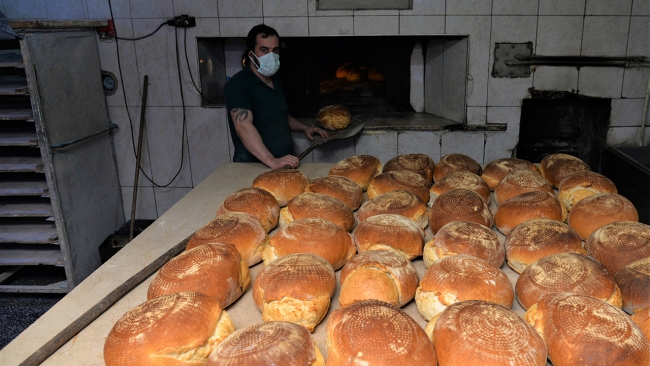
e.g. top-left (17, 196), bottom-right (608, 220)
top-left (225, 24), bottom-right (328, 170)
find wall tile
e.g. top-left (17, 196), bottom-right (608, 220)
top-left (610, 99), bottom-right (648, 127)
top-left (627, 16), bottom-right (649, 55)
top-left (446, 0), bottom-right (492, 15)
top-left (87, 0), bottom-right (110, 19)
top-left (536, 16), bottom-right (583, 55)
top-left (487, 76), bottom-right (533, 106)
top-left (219, 17), bottom-right (264, 37)
top-left (313, 138), bottom-right (355, 163)
top-left (632, 0), bottom-right (649, 15)
top-left (186, 107), bottom-right (231, 185)
top-left (130, 0), bottom-right (173, 18)
top-left (264, 0), bottom-right (307, 17)
top-left (154, 187), bottom-right (193, 216)
top-left (492, 15), bottom-right (538, 43)
top-left (399, 15), bottom-right (445, 34)
top-left (354, 131), bottom-right (398, 163)
top-left (532, 66), bottom-right (579, 91)
top-left (173, 0), bottom-right (219, 17)
top-left (400, 0), bottom-right (445, 15)
top-left (354, 15), bottom-right (399, 35)
top-left (622, 67), bottom-right (650, 98)
top-left (291, 132), bottom-right (314, 163)
top-left (108, 106), bottom-right (154, 187)
top-left (467, 106), bottom-right (487, 124)
top-left (607, 126), bottom-right (645, 146)
top-left (122, 185), bottom-right (158, 220)
top-left (582, 16), bottom-right (630, 56)
top-left (45, 0), bottom-right (88, 19)
top-left (578, 67), bottom-right (624, 98)
top-left (440, 131), bottom-right (485, 163)
top-left (263, 16), bottom-right (308, 36)
top-left (309, 16), bottom-right (353, 36)
top-left (586, 0), bottom-right (633, 15)
top-left (307, 0), bottom-right (352, 16)
top-left (493, 0), bottom-right (540, 15)
top-left (3, 0), bottom-right (47, 19)
top-left (219, 0), bottom-right (263, 17)
top-left (397, 131), bottom-right (442, 162)
top-left (539, 0), bottom-right (585, 15)
top-left (484, 106), bottom-right (521, 162)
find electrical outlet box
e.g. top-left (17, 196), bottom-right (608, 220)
top-left (174, 15), bottom-right (196, 28)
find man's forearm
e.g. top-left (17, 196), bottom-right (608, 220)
top-left (288, 114), bottom-right (308, 132)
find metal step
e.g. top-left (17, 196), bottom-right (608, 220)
top-left (0, 108), bottom-right (33, 121)
top-left (0, 201), bottom-right (53, 217)
top-left (0, 49), bottom-right (24, 68)
top-left (0, 76), bottom-right (28, 95)
top-left (0, 157), bottom-right (44, 173)
top-left (0, 247), bottom-right (63, 266)
top-left (0, 222), bottom-right (58, 244)
top-left (0, 131), bottom-right (38, 146)
top-left (0, 179), bottom-right (48, 196)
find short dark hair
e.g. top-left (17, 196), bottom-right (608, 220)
top-left (242, 24), bottom-right (279, 68)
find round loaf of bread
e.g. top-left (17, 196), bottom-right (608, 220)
top-left (586, 221), bottom-right (650, 276)
top-left (505, 219), bottom-right (585, 273)
top-left (104, 292), bottom-right (235, 366)
top-left (481, 158), bottom-right (538, 190)
top-left (252, 253), bottom-right (336, 332)
top-left (558, 171), bottom-right (617, 211)
top-left (525, 292), bottom-right (650, 366)
top-left (317, 105), bottom-right (351, 130)
top-left (423, 220), bottom-right (504, 268)
top-left (357, 190), bottom-right (428, 229)
top-left (217, 187), bottom-right (280, 233)
top-left (539, 153), bottom-right (590, 188)
top-left (631, 307), bottom-right (650, 343)
top-left (569, 194), bottom-right (639, 240)
top-left (614, 257), bottom-right (650, 313)
top-left (252, 169), bottom-right (310, 207)
top-left (494, 170), bottom-right (554, 205)
top-left (329, 155), bottom-right (382, 191)
top-left (326, 300), bottom-right (437, 366)
top-left (339, 250), bottom-right (419, 307)
top-left (353, 214), bottom-right (425, 260)
top-left (494, 191), bottom-right (565, 236)
top-left (280, 192), bottom-right (355, 232)
top-left (428, 189), bottom-right (493, 234)
top-left (186, 212), bottom-right (268, 267)
top-left (415, 255), bottom-right (513, 320)
top-left (305, 175), bottom-right (363, 210)
top-left (264, 218), bottom-right (356, 270)
top-left (346, 68), bottom-right (362, 82)
top-left (433, 153), bottom-right (482, 182)
top-left (367, 67), bottom-right (385, 81)
top-left (433, 300), bottom-right (547, 366)
top-left (205, 321), bottom-right (324, 366)
top-left (335, 64), bottom-right (353, 79)
top-left (516, 252), bottom-right (622, 310)
top-left (148, 243), bottom-right (250, 308)
top-left (367, 170), bottom-right (432, 203)
top-left (382, 153), bottom-right (435, 183)
top-left (429, 171), bottom-right (490, 203)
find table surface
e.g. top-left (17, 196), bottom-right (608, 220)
top-left (0, 162), bottom-right (539, 366)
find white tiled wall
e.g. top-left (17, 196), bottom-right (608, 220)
top-left (5, 0), bottom-right (647, 218)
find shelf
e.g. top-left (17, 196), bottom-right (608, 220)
top-left (0, 50), bottom-right (24, 68)
top-left (0, 131), bottom-right (38, 146)
top-left (0, 157), bottom-right (44, 173)
top-left (0, 222), bottom-right (58, 244)
top-left (0, 76), bottom-right (29, 95)
top-left (0, 180), bottom-right (49, 197)
top-left (0, 247), bottom-right (63, 266)
top-left (0, 281), bottom-right (68, 294)
top-left (0, 202), bottom-right (53, 217)
top-left (0, 108), bottom-right (33, 121)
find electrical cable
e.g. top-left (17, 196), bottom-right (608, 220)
top-left (115, 21), bottom-right (166, 41)
top-left (183, 28), bottom-right (218, 104)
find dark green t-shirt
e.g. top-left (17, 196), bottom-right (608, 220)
top-left (224, 67), bottom-right (293, 162)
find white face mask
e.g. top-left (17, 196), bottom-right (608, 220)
top-left (249, 52), bottom-right (280, 77)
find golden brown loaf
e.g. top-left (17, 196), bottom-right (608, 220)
top-left (631, 307), bottom-right (650, 343)
top-left (185, 212), bottom-right (268, 267)
top-left (217, 187), bottom-right (280, 233)
top-left (433, 300), bottom-right (547, 366)
top-left (415, 255), bottom-right (514, 320)
top-left (346, 68), bottom-right (362, 82)
top-left (504, 218), bottom-right (585, 273)
top-left (205, 321), bottom-right (324, 366)
top-left (328, 155), bottom-right (382, 191)
top-left (570, 194), bottom-right (639, 240)
top-left (326, 300), bottom-right (437, 366)
top-left (104, 292), bottom-right (235, 366)
top-left (494, 170), bottom-right (554, 205)
top-left (147, 243), bottom-right (250, 308)
top-left (367, 170), bottom-right (432, 203)
top-left (515, 252), bottom-right (622, 310)
top-left (339, 250), bottom-right (419, 307)
top-left (586, 221), bottom-right (650, 275)
top-left (252, 169), bottom-right (310, 206)
top-left (316, 105), bottom-right (351, 130)
top-left (429, 171), bottom-right (490, 203)
top-left (428, 189), bottom-right (493, 234)
top-left (367, 67), bottom-right (385, 81)
top-left (382, 153), bottom-right (435, 183)
top-left (539, 153), bottom-right (591, 188)
top-left (335, 64), bottom-right (353, 79)
top-left (433, 153), bottom-right (482, 182)
top-left (305, 175), bottom-right (363, 210)
top-left (481, 158), bottom-right (538, 190)
top-left (525, 292), bottom-right (650, 366)
top-left (264, 218), bottom-right (356, 270)
top-left (353, 213), bottom-right (425, 260)
top-left (614, 257), bottom-right (650, 313)
top-left (494, 191), bottom-right (565, 236)
top-left (252, 253), bottom-right (336, 332)
top-left (557, 171), bottom-right (617, 211)
top-left (357, 190), bottom-right (428, 229)
top-left (423, 220), bottom-right (504, 268)
top-left (280, 192), bottom-right (355, 231)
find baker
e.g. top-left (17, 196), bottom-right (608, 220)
top-left (225, 24), bottom-right (328, 170)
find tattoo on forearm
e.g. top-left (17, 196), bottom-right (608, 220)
top-left (231, 108), bottom-right (250, 125)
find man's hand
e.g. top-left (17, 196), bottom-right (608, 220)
top-left (304, 125), bottom-right (329, 140)
top-left (269, 155), bottom-right (299, 170)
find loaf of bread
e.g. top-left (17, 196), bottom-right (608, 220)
top-left (481, 158), bottom-right (538, 190)
top-left (263, 218), bottom-right (356, 270)
top-left (357, 190), bottom-right (428, 229)
top-left (586, 221), bottom-right (650, 275)
top-left (423, 220), bottom-right (504, 268)
top-left (433, 153), bottom-right (482, 182)
top-left (367, 67), bottom-right (385, 81)
top-left (346, 68), bottom-right (362, 82)
top-left (148, 243), bottom-right (250, 308)
top-left (429, 171), bottom-right (490, 203)
top-left (614, 257), bottom-right (650, 313)
top-left (326, 300), bottom-right (437, 366)
top-left (339, 250), bottom-right (419, 307)
top-left (504, 218), bottom-right (585, 273)
top-left (252, 169), bottom-right (310, 207)
top-left (280, 192), bottom-right (355, 231)
top-left (494, 170), bottom-right (554, 205)
top-left (367, 170), bottom-right (432, 203)
top-left (569, 193), bottom-right (639, 240)
top-left (494, 191), bottom-right (565, 236)
top-left (631, 307), bottom-right (650, 344)
top-left (253, 254), bottom-right (336, 332)
top-left (104, 292), bottom-right (235, 366)
top-left (353, 213), bottom-right (425, 259)
top-left (316, 105), bottom-right (351, 130)
top-left (335, 64), bottom-right (353, 79)
top-left (428, 189), bottom-right (493, 234)
top-left (186, 212), bottom-right (268, 267)
top-left (432, 300), bottom-right (547, 366)
top-left (217, 187), bottom-right (280, 233)
top-left (539, 153), bottom-right (590, 188)
top-left (305, 175), bottom-right (363, 210)
top-left (557, 171), bottom-right (617, 211)
top-left (382, 153), bottom-right (435, 183)
top-left (329, 155), bottom-right (382, 191)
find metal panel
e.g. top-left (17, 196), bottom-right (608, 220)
top-left (21, 31), bottom-right (124, 287)
top-left (318, 0), bottom-right (411, 10)
top-left (441, 37), bottom-right (467, 123)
